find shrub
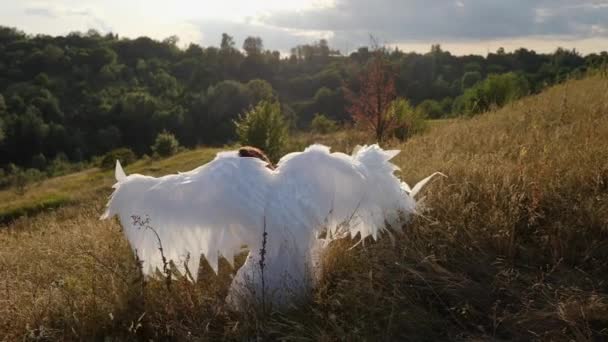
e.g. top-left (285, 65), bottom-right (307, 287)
top-left (461, 71), bottom-right (482, 90)
top-left (100, 148), bottom-right (136, 169)
top-left (311, 113), bottom-right (337, 134)
top-left (388, 98), bottom-right (428, 141)
top-left (455, 72), bottom-right (530, 115)
top-left (234, 100), bottom-right (288, 162)
top-left (31, 153), bottom-right (47, 170)
top-left (46, 153), bottom-right (71, 176)
top-left (416, 99), bottom-right (444, 119)
top-left (151, 131), bottom-right (180, 158)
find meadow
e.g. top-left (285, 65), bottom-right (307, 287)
top-left (1, 75), bottom-right (607, 340)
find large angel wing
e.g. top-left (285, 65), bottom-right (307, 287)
top-left (101, 152), bottom-right (273, 279)
top-left (266, 145), bottom-right (416, 252)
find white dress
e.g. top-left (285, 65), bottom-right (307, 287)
top-left (101, 144), bottom-right (440, 309)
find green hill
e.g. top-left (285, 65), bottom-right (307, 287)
top-left (1, 75), bottom-right (607, 340)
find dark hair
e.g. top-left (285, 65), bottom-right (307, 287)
top-left (238, 146), bottom-right (275, 169)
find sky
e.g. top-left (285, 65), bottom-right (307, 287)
top-left (2, 0), bottom-right (608, 56)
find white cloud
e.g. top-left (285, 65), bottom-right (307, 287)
top-left (2, 0), bottom-right (608, 54)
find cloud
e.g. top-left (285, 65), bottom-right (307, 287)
top-left (6, 0), bottom-right (608, 55)
top-left (24, 7), bottom-right (57, 18)
top-left (260, 0), bottom-right (608, 47)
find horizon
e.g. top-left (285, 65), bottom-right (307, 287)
top-left (3, 1), bottom-right (608, 56)
top-left (2, 25), bottom-right (606, 59)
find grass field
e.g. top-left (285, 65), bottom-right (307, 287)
top-left (1, 76), bottom-right (607, 340)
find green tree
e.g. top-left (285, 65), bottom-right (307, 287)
top-left (30, 153), bottom-right (47, 170)
top-left (234, 101), bottom-right (287, 162)
top-left (220, 33), bottom-right (235, 50)
top-left (246, 79), bottom-right (275, 103)
top-left (0, 95), bottom-right (5, 144)
top-left (0, 118), bottom-right (5, 144)
top-left (388, 98), bottom-right (428, 141)
top-left (461, 71), bottom-right (482, 90)
top-left (100, 148), bottom-right (137, 170)
top-left (457, 72), bottom-right (530, 115)
top-left (311, 113), bottom-right (337, 134)
top-left (243, 36), bottom-right (263, 57)
top-left (200, 80), bottom-right (253, 143)
top-left (151, 130), bottom-right (180, 157)
top-left (416, 99), bottom-right (444, 119)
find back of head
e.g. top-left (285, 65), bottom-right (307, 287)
top-left (238, 146), bottom-right (275, 169)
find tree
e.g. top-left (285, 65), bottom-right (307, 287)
top-left (243, 36), bottom-right (263, 57)
top-left (389, 98), bottom-right (428, 141)
top-left (30, 153), bottom-right (47, 170)
top-left (311, 113), bottom-right (337, 134)
top-left (163, 35), bottom-right (179, 46)
top-left (246, 79), bottom-right (275, 103)
top-left (462, 71), bottom-right (482, 90)
top-left (221, 33), bottom-right (235, 50)
top-left (100, 148), bottom-right (136, 169)
top-left (456, 72), bottom-right (530, 115)
top-left (345, 54), bottom-right (397, 142)
top-left (199, 80), bottom-right (254, 143)
top-left (0, 118), bottom-right (5, 144)
top-left (417, 99), bottom-right (444, 119)
top-left (234, 101), bottom-right (287, 162)
top-left (151, 130), bottom-right (180, 157)
top-left (0, 95), bottom-right (5, 144)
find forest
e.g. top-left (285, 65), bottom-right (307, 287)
top-left (1, 25), bottom-right (606, 172)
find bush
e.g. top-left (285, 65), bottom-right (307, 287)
top-left (461, 71), bottom-right (482, 90)
top-left (234, 100), bottom-right (288, 162)
top-left (311, 113), bottom-right (337, 134)
top-left (31, 153), bottom-right (47, 170)
top-left (100, 148), bottom-right (136, 170)
top-left (455, 72), bottom-right (530, 115)
top-left (388, 98), bottom-right (428, 141)
top-left (151, 131), bottom-right (180, 158)
top-left (416, 99), bottom-right (444, 119)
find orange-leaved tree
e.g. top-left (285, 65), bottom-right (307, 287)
top-left (345, 53), bottom-right (397, 142)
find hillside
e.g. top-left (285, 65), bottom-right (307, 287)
top-left (1, 75), bottom-right (607, 340)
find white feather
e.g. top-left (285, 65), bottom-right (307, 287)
top-left (115, 160), bottom-right (127, 182)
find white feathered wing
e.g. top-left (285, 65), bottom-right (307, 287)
top-left (102, 144), bottom-right (437, 309)
top-left (101, 152), bottom-right (273, 278)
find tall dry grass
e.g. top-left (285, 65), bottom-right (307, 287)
top-left (1, 76), bottom-right (608, 340)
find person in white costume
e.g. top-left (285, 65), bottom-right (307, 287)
top-left (101, 144), bottom-right (441, 309)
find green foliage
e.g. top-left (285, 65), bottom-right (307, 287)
top-left (201, 80), bottom-right (257, 143)
top-left (311, 113), bottom-right (338, 134)
top-left (0, 25), bottom-right (601, 170)
top-left (100, 148), bottom-right (136, 170)
top-left (46, 154), bottom-right (74, 177)
top-left (246, 79), bottom-right (275, 103)
top-left (461, 71), bottom-right (481, 90)
top-left (416, 99), bottom-right (444, 119)
top-left (455, 72), bottom-right (530, 115)
top-left (242, 36), bottom-right (263, 56)
top-left (235, 101), bottom-right (288, 162)
top-left (151, 131), bottom-right (180, 158)
top-left (1, 166), bottom-right (45, 195)
top-left (388, 98), bottom-right (428, 141)
top-left (30, 153), bottom-right (47, 170)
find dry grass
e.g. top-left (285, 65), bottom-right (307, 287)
top-left (1, 76), bottom-right (608, 340)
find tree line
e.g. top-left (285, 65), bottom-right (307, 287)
top-left (1, 26), bottom-right (606, 172)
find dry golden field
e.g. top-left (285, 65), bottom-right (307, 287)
top-left (1, 76), bottom-right (607, 340)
